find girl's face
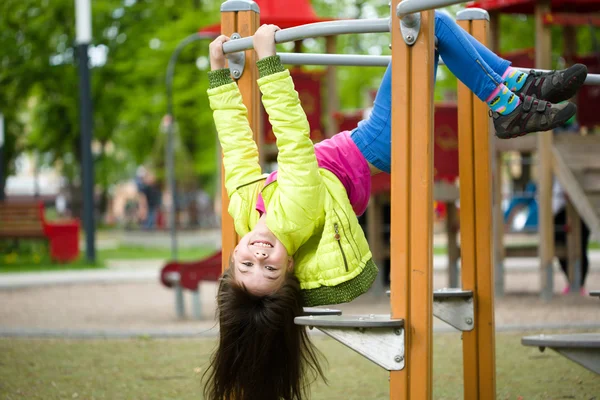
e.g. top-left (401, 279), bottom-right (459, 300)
top-left (233, 218), bottom-right (292, 296)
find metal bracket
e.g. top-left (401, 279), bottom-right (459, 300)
top-left (398, 12), bottom-right (420, 46)
top-left (385, 288), bottom-right (474, 331)
top-left (522, 333), bottom-right (600, 374)
top-left (295, 314), bottom-right (405, 371)
top-left (227, 33), bottom-right (245, 80)
top-left (433, 289), bottom-right (474, 332)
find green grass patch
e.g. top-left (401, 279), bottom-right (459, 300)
top-left (0, 259), bottom-right (105, 274)
top-left (0, 330), bottom-right (598, 399)
top-left (0, 243), bottom-right (215, 274)
top-left (98, 245), bottom-right (215, 261)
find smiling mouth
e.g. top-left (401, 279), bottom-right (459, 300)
top-left (250, 240), bottom-right (273, 248)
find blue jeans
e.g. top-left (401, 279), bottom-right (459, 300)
top-left (351, 10), bottom-right (511, 173)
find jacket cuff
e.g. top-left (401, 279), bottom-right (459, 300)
top-left (257, 55), bottom-right (285, 78)
top-left (208, 69), bottom-right (233, 89)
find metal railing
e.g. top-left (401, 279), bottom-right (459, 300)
top-left (396, 0), bottom-right (466, 19)
top-left (278, 52), bottom-right (600, 85)
top-left (278, 53), bottom-right (390, 67)
top-left (221, 18), bottom-right (390, 54)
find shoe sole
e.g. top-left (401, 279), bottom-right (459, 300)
top-left (495, 103), bottom-right (577, 140)
top-left (544, 64), bottom-right (588, 104)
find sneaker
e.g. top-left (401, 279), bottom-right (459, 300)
top-left (493, 95), bottom-right (577, 139)
top-left (515, 64), bottom-right (588, 104)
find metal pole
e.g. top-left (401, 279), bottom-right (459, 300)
top-left (279, 53), bottom-right (390, 67)
top-left (75, 0), bottom-right (96, 263)
top-left (396, 0), bottom-right (466, 19)
top-left (165, 32), bottom-right (214, 260)
top-left (0, 113), bottom-right (4, 201)
top-left (222, 18), bottom-right (390, 54)
top-left (278, 52), bottom-right (600, 85)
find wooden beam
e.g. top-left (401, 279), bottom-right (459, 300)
top-left (390, 2), bottom-right (435, 398)
top-left (325, 36), bottom-right (339, 139)
top-left (219, 6), bottom-right (261, 272)
top-left (457, 12), bottom-right (496, 400)
top-left (536, 0), bottom-right (555, 300)
top-left (220, 10), bottom-right (238, 271)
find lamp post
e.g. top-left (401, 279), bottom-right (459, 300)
top-left (75, 0), bottom-right (96, 262)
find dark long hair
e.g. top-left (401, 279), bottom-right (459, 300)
top-left (202, 264), bottom-right (327, 400)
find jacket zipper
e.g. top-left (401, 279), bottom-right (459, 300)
top-left (334, 223), bottom-right (349, 272)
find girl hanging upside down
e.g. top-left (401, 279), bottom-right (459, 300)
top-left (203, 11), bottom-right (587, 400)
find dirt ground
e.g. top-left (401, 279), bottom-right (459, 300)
top-left (1, 268), bottom-right (599, 335)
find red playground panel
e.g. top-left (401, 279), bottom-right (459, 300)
top-left (467, 0), bottom-right (600, 14)
top-left (160, 251), bottom-right (222, 291)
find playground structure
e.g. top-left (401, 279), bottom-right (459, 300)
top-left (155, 0), bottom-right (600, 396)
top-left (468, 0), bottom-right (600, 298)
top-left (217, 0), bottom-right (494, 398)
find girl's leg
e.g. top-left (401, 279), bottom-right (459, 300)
top-left (435, 11), bottom-right (587, 103)
top-left (438, 11), bottom-right (511, 77)
top-left (350, 52), bottom-right (440, 174)
top-left (434, 10), bottom-right (505, 102)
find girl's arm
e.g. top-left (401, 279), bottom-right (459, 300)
top-left (257, 57), bottom-right (322, 202)
top-left (207, 36), bottom-right (263, 198)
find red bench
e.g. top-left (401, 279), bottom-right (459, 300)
top-left (0, 201), bottom-right (80, 263)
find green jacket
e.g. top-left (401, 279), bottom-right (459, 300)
top-left (207, 58), bottom-right (377, 306)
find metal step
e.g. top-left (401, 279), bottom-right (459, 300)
top-left (386, 288), bottom-right (474, 331)
top-left (295, 314), bottom-right (405, 371)
top-left (522, 333), bottom-right (600, 374)
top-left (302, 307), bottom-right (342, 316)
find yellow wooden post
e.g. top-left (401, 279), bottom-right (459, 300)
top-left (390, 2), bottom-right (435, 399)
top-left (457, 9), bottom-right (497, 400)
top-left (489, 11), bottom-right (505, 297)
top-left (536, 0), bottom-right (554, 300)
top-left (219, 1), bottom-right (261, 271)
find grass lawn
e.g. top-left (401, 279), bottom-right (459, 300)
top-left (0, 331), bottom-right (598, 399)
top-left (0, 245), bottom-right (215, 274)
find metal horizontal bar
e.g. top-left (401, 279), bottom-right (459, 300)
top-left (515, 67), bottom-right (600, 85)
top-left (277, 53), bottom-right (600, 86)
top-left (396, 0), bottom-right (467, 19)
top-left (278, 53), bottom-right (390, 67)
top-left (222, 18), bottom-right (390, 54)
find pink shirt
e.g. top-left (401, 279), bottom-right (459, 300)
top-left (256, 131), bottom-right (371, 217)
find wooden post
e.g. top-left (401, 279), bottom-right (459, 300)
top-left (219, 1), bottom-right (261, 271)
top-left (536, 0), bottom-right (555, 300)
top-left (457, 9), bottom-right (497, 400)
top-left (489, 10), bottom-right (505, 297)
top-left (367, 194), bottom-right (385, 295)
top-left (566, 199), bottom-right (583, 292)
top-left (390, 2), bottom-right (435, 398)
top-left (325, 36), bottom-right (339, 138)
top-left (446, 201), bottom-right (460, 288)
top-left (493, 151), bottom-right (505, 297)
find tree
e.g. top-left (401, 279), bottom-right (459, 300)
top-left (0, 0), bottom-right (222, 213)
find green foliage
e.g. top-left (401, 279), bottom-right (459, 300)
top-left (0, 0), bottom-right (220, 199)
top-left (3, 0), bottom-right (598, 203)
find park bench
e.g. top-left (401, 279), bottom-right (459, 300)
top-left (0, 201), bottom-right (80, 262)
